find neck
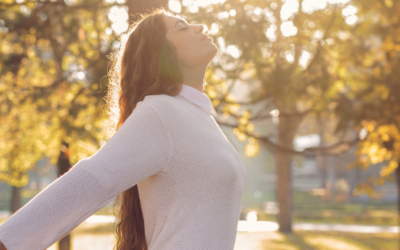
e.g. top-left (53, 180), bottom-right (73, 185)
top-left (180, 65), bottom-right (207, 93)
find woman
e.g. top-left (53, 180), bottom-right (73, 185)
top-left (0, 7), bottom-right (247, 250)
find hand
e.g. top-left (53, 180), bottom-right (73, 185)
top-left (0, 241), bottom-right (7, 250)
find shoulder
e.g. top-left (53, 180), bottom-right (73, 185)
top-left (139, 94), bottom-right (181, 113)
top-left (142, 93), bottom-right (176, 103)
top-left (142, 93), bottom-right (178, 104)
top-left (137, 94), bottom-right (186, 126)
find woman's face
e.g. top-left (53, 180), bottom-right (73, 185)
top-left (164, 15), bottom-right (218, 69)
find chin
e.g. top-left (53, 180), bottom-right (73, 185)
top-left (206, 43), bottom-right (218, 58)
top-left (211, 43), bottom-right (218, 55)
top-left (204, 52), bottom-right (217, 65)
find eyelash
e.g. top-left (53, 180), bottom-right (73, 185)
top-left (181, 27), bottom-right (188, 31)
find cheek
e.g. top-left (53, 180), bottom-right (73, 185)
top-left (177, 37), bottom-right (195, 53)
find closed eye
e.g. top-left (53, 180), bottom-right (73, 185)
top-left (180, 27), bottom-right (188, 31)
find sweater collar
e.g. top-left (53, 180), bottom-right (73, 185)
top-left (178, 84), bottom-right (217, 117)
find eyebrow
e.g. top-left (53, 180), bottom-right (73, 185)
top-left (174, 20), bottom-right (188, 28)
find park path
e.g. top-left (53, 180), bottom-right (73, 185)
top-left (1, 211), bottom-right (397, 234)
top-left (85, 215), bottom-right (399, 234)
top-left (0, 213), bottom-right (390, 250)
top-left (45, 232), bottom-right (267, 250)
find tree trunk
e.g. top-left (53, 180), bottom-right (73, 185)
top-left (396, 164), bottom-right (400, 246)
top-left (326, 156), bottom-right (336, 201)
top-left (57, 141), bottom-right (72, 250)
top-left (317, 118), bottom-right (327, 190)
top-left (33, 162), bottom-right (41, 191)
top-left (10, 185), bottom-right (21, 214)
top-left (276, 115), bottom-right (297, 233)
top-left (36, 170), bottom-right (41, 191)
top-left (316, 154), bottom-right (327, 189)
top-left (58, 234), bottom-right (71, 250)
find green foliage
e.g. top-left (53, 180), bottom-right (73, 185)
top-left (174, 0), bottom-right (359, 157)
top-left (0, 0), bottom-right (123, 186)
top-left (173, 0), bottom-right (400, 198)
top-left (333, 0), bottom-right (400, 195)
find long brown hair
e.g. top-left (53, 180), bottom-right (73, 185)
top-left (105, 7), bottom-right (183, 250)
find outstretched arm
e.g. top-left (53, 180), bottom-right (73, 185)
top-left (0, 102), bottom-right (172, 250)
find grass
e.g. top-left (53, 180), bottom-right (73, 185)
top-left (94, 201), bottom-right (398, 226)
top-left (242, 191), bottom-right (398, 226)
top-left (258, 231), bottom-right (399, 250)
top-left (67, 223), bottom-right (399, 250)
top-left (255, 212), bottom-right (398, 226)
top-left (0, 217), bottom-right (396, 250)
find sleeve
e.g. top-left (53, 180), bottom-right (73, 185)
top-left (0, 102), bottom-right (173, 250)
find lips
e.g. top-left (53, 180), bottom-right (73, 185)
top-left (201, 35), bottom-right (209, 41)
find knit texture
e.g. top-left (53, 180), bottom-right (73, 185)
top-left (0, 94), bottom-right (247, 250)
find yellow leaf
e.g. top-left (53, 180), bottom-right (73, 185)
top-left (226, 93), bottom-right (236, 102)
top-left (239, 117), bottom-right (248, 125)
top-left (388, 161), bottom-right (398, 169)
top-left (246, 123), bottom-right (255, 133)
top-left (374, 177), bottom-right (385, 186)
top-left (228, 103), bottom-right (241, 113)
top-left (373, 67), bottom-right (381, 78)
top-left (242, 110), bottom-right (251, 118)
top-left (248, 136), bottom-right (257, 143)
top-left (380, 165), bottom-right (395, 177)
top-left (338, 68), bottom-right (347, 78)
top-left (212, 98), bottom-right (220, 107)
top-left (381, 133), bottom-right (390, 141)
top-left (385, 0), bottom-right (393, 8)
top-left (237, 132), bottom-right (247, 142)
top-left (207, 88), bottom-right (218, 99)
top-left (363, 54), bottom-right (374, 67)
top-left (366, 123), bottom-right (375, 132)
top-left (244, 141), bottom-right (260, 157)
top-left (223, 111), bottom-right (230, 119)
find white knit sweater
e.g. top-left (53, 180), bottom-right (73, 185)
top-left (0, 93), bottom-right (247, 250)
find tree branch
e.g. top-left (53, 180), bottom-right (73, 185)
top-left (216, 118), bottom-right (360, 157)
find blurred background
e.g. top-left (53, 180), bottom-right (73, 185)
top-left (0, 0), bottom-right (399, 249)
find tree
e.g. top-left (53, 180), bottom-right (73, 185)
top-left (1, 1), bottom-right (119, 249)
top-left (332, 0), bottom-right (400, 228)
top-left (174, 0), bottom-right (359, 232)
top-left (1, 0), bottom-right (172, 249)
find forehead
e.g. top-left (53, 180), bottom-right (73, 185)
top-left (163, 15), bottom-right (187, 30)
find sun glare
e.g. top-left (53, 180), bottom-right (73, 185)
top-left (108, 0), bottom-right (355, 36)
top-left (108, 5), bottom-right (129, 35)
